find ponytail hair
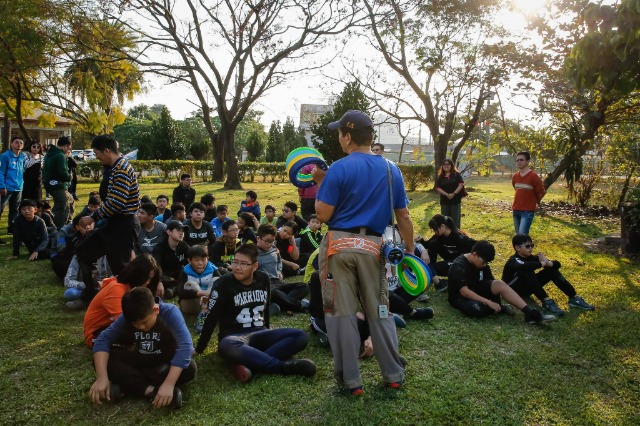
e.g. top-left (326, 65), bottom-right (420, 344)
top-left (428, 214), bottom-right (458, 233)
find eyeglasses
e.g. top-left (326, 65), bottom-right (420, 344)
top-left (231, 260), bottom-right (254, 268)
top-left (226, 227), bottom-right (239, 233)
top-left (260, 238), bottom-right (275, 244)
top-left (478, 256), bottom-right (490, 265)
top-left (522, 244), bottom-right (534, 249)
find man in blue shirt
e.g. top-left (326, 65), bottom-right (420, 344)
top-left (313, 110), bottom-right (415, 395)
top-left (0, 136), bottom-right (26, 238)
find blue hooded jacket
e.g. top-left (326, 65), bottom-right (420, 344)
top-left (0, 149), bottom-right (25, 191)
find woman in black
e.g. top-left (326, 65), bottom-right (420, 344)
top-left (417, 214), bottom-right (476, 292)
top-left (434, 159), bottom-right (465, 229)
top-left (22, 140), bottom-right (43, 201)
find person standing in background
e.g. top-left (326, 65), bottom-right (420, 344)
top-left (434, 159), bottom-right (465, 229)
top-left (0, 136), bottom-right (26, 236)
top-left (512, 151), bottom-right (546, 235)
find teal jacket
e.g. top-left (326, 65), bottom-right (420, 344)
top-left (42, 145), bottom-right (70, 190)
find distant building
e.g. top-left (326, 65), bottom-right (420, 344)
top-left (1, 109), bottom-right (72, 147)
top-left (300, 103), bottom-right (333, 146)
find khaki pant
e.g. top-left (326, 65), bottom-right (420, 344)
top-left (319, 230), bottom-right (405, 389)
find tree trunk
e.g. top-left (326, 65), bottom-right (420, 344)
top-left (220, 125), bottom-right (242, 190)
top-left (618, 165), bottom-right (637, 209)
top-left (433, 134), bottom-right (448, 179)
top-left (211, 132), bottom-right (224, 182)
top-left (2, 115), bottom-right (10, 151)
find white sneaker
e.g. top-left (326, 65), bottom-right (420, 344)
top-left (415, 292), bottom-right (430, 302)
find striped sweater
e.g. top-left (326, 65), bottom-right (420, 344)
top-left (93, 156), bottom-right (139, 220)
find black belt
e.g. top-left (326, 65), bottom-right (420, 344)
top-left (328, 227), bottom-right (382, 237)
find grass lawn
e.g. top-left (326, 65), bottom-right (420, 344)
top-left (0, 176), bottom-right (638, 425)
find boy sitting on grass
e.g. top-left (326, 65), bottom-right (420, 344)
top-left (298, 214), bottom-right (323, 257)
top-left (209, 219), bottom-right (241, 274)
top-left (152, 221), bottom-right (190, 299)
top-left (238, 189), bottom-right (261, 221)
top-left (502, 234), bottom-right (595, 315)
top-left (211, 204), bottom-right (230, 238)
top-left (259, 205), bottom-right (277, 227)
top-left (183, 202), bottom-right (215, 246)
top-left (9, 199), bottom-right (50, 261)
top-left (194, 244), bottom-right (315, 383)
top-left (177, 245), bottom-right (220, 333)
top-left (448, 240), bottom-right (555, 324)
top-left (89, 287), bottom-right (196, 409)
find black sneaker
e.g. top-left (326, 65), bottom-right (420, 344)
top-left (281, 358), bottom-right (317, 377)
top-left (524, 309), bottom-right (555, 324)
top-left (542, 299), bottom-right (565, 316)
top-left (269, 302), bottom-right (281, 316)
top-left (148, 385), bottom-right (183, 408)
top-left (410, 307), bottom-right (434, 320)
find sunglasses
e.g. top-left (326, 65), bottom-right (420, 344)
top-left (31, 144), bottom-right (40, 148)
top-left (522, 244), bottom-right (535, 249)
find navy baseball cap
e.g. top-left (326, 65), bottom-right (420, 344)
top-left (328, 110), bottom-right (374, 131)
top-left (167, 220), bottom-right (188, 232)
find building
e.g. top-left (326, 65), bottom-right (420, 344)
top-left (1, 109), bottom-right (73, 147)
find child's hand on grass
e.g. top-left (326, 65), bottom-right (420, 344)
top-left (89, 377), bottom-right (110, 404)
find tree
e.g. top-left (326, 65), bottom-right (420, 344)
top-left (356, 0), bottom-right (512, 176)
top-left (245, 129), bottom-right (267, 161)
top-left (311, 82), bottom-right (371, 163)
top-left (510, 0), bottom-right (640, 189)
top-left (111, 0), bottom-right (358, 189)
top-left (282, 117), bottom-right (306, 153)
top-left (138, 106), bottom-right (187, 160)
top-left (266, 121), bottom-right (285, 162)
top-left (234, 110), bottom-right (267, 158)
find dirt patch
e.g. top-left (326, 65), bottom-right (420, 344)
top-left (539, 201), bottom-right (619, 219)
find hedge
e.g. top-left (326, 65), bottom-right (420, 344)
top-left (79, 160), bottom-right (434, 190)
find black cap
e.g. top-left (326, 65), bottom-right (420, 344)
top-left (167, 220), bottom-right (188, 232)
top-left (328, 110), bottom-right (374, 131)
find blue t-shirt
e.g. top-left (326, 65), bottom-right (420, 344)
top-left (316, 153), bottom-right (408, 235)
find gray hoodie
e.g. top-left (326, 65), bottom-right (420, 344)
top-left (257, 246), bottom-right (282, 279)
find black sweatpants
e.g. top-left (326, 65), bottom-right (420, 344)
top-left (78, 215), bottom-right (139, 302)
top-left (107, 348), bottom-right (196, 397)
top-left (510, 262), bottom-right (576, 301)
top-left (270, 278), bottom-right (309, 311)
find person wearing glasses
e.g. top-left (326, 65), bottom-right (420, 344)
top-left (22, 140), bottom-right (44, 202)
top-left (275, 201), bottom-right (307, 237)
top-left (512, 151), bottom-right (546, 235)
top-left (194, 243), bottom-right (316, 383)
top-left (502, 234), bottom-right (595, 316)
top-left (448, 240), bottom-right (555, 323)
top-left (435, 158), bottom-right (465, 229)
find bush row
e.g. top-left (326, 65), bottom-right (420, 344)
top-left (79, 160), bottom-right (434, 190)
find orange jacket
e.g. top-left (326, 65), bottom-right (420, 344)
top-left (82, 277), bottom-right (130, 348)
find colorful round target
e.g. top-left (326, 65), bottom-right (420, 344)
top-left (398, 254), bottom-right (432, 296)
top-left (285, 147), bottom-right (328, 188)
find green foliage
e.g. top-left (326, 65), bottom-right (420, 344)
top-left (244, 129), bottom-right (267, 162)
top-left (137, 107), bottom-right (187, 160)
top-left (177, 115), bottom-right (211, 160)
top-left (282, 117), bottom-right (306, 153)
top-left (266, 121), bottom-right (286, 162)
top-left (398, 164), bottom-right (435, 191)
top-left (311, 82), bottom-right (370, 163)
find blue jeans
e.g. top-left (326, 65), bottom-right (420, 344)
top-left (218, 328), bottom-right (308, 373)
top-left (513, 210), bottom-right (535, 235)
top-left (0, 190), bottom-right (21, 233)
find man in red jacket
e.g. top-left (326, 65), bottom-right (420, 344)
top-left (512, 151), bottom-right (546, 235)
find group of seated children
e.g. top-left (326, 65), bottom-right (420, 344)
top-left (416, 214), bottom-right (595, 323)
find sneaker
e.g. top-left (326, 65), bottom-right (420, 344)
top-left (392, 313), bottom-right (407, 328)
top-left (434, 279), bottom-right (448, 293)
top-left (524, 309), bottom-right (555, 324)
top-left (542, 299), bottom-right (565, 317)
top-left (568, 295), bottom-right (595, 311)
top-left (300, 298), bottom-right (310, 312)
top-left (109, 383), bottom-right (124, 402)
top-left (281, 358), bottom-right (317, 377)
top-left (349, 386), bottom-right (364, 396)
top-left (410, 307), bottom-right (434, 320)
top-left (194, 312), bottom-right (206, 334)
top-left (499, 304), bottom-right (516, 315)
top-left (415, 291), bottom-right (430, 302)
top-left (231, 364), bottom-right (252, 383)
top-left (297, 267), bottom-right (306, 276)
top-left (65, 299), bottom-right (88, 311)
top-left (386, 381), bottom-right (402, 389)
top-left (317, 332), bottom-right (329, 347)
top-left (269, 302), bottom-right (281, 316)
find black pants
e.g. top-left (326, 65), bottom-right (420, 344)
top-left (452, 296), bottom-right (499, 318)
top-left (78, 215), bottom-right (139, 302)
top-left (270, 279), bottom-right (308, 311)
top-left (389, 287), bottom-right (417, 316)
top-left (107, 348), bottom-right (196, 397)
top-left (510, 262), bottom-right (576, 301)
top-left (299, 198), bottom-right (316, 221)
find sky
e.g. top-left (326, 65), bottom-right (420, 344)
top-left (127, 1), bottom-right (547, 133)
